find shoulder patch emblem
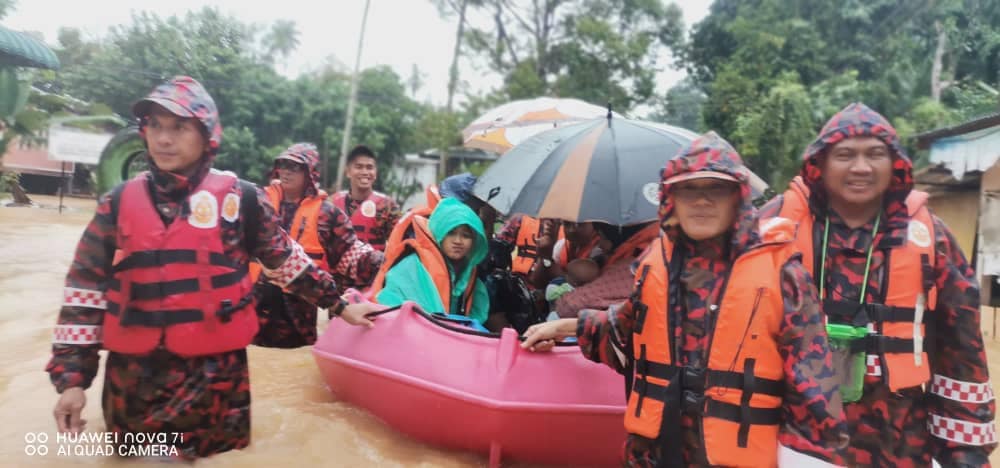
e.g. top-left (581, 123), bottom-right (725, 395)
top-left (908, 219), bottom-right (931, 248)
top-left (222, 192), bottom-right (240, 222)
top-left (189, 191), bottom-right (218, 229)
top-left (361, 199), bottom-right (377, 217)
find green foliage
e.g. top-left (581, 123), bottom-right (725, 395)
top-left (461, 0), bottom-right (684, 112)
top-left (39, 8), bottom-right (437, 200)
top-left (732, 72), bottom-right (815, 188)
top-left (0, 170), bottom-right (19, 194)
top-left (684, 0), bottom-right (1000, 185)
top-left (648, 78), bottom-right (705, 131)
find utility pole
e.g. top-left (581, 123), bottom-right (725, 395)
top-left (334, 0), bottom-right (372, 192)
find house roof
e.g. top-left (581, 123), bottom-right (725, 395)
top-left (915, 112), bottom-right (1000, 149)
top-left (0, 25), bottom-right (60, 70)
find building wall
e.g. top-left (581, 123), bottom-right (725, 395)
top-left (927, 190), bottom-right (980, 257)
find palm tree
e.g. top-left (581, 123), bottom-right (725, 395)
top-left (264, 19), bottom-right (300, 74)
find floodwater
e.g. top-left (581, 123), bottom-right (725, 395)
top-left (2, 195), bottom-right (999, 467)
top-left (0, 196), bottom-right (493, 467)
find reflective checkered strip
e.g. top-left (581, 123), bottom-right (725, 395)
top-left (263, 241), bottom-right (312, 287)
top-left (931, 374), bottom-right (995, 404)
top-left (335, 241), bottom-right (374, 277)
top-left (928, 414), bottom-right (997, 446)
top-left (53, 325), bottom-right (102, 344)
top-left (866, 354), bottom-right (882, 376)
top-left (63, 287), bottom-right (107, 309)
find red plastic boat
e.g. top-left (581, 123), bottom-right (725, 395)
top-left (312, 300), bottom-right (626, 467)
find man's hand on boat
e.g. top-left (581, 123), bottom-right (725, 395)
top-left (521, 318), bottom-right (578, 352)
top-left (339, 302), bottom-right (381, 328)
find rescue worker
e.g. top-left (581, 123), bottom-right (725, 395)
top-left (252, 143), bottom-right (384, 348)
top-left (522, 132), bottom-right (848, 467)
top-left (373, 198), bottom-right (492, 329)
top-left (46, 76), bottom-right (376, 459)
top-left (331, 144), bottom-right (400, 251)
top-left (760, 103), bottom-right (996, 467)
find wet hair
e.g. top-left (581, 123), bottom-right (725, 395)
top-left (347, 145), bottom-right (376, 164)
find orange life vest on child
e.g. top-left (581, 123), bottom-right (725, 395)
top-left (103, 171), bottom-right (258, 357)
top-left (772, 177), bottom-right (937, 391)
top-left (624, 219), bottom-right (797, 467)
top-left (371, 215), bottom-right (476, 315)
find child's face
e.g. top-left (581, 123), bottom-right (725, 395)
top-left (443, 225), bottom-right (475, 262)
top-left (566, 259), bottom-right (600, 287)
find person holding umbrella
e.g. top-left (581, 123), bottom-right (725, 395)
top-left (521, 132), bottom-right (847, 466)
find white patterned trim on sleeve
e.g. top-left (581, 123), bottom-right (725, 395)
top-left (334, 240), bottom-right (374, 277)
top-left (931, 374), bottom-right (995, 404)
top-left (262, 241), bottom-right (313, 287)
top-left (928, 414), bottom-right (997, 446)
top-left (53, 325), bottom-right (102, 344)
top-left (62, 287), bottom-right (107, 310)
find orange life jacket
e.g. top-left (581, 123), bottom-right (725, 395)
top-left (511, 216), bottom-right (564, 275)
top-left (371, 215), bottom-right (476, 315)
top-left (103, 171), bottom-right (258, 357)
top-left (249, 182), bottom-right (330, 283)
top-left (624, 219), bottom-right (797, 467)
top-left (425, 184), bottom-right (441, 210)
top-left (331, 190), bottom-right (392, 251)
top-left (773, 177), bottom-right (937, 391)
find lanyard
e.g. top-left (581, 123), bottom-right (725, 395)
top-left (818, 212), bottom-right (880, 303)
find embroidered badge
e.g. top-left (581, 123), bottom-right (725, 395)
top-left (222, 193), bottom-right (240, 222)
top-left (189, 191), bottom-right (218, 229)
top-left (360, 199), bottom-right (377, 217)
top-left (908, 220), bottom-right (931, 248)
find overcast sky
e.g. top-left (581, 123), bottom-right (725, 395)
top-left (7, 0), bottom-right (710, 108)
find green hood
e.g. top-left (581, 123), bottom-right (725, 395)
top-left (376, 197), bottom-right (490, 324)
top-left (428, 197), bottom-right (488, 298)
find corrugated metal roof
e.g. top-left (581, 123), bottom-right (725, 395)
top-left (0, 25), bottom-right (60, 70)
top-left (925, 124), bottom-right (1000, 180)
top-left (916, 112), bottom-right (1000, 148)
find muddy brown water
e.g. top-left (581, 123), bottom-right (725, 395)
top-left (1, 195), bottom-right (998, 466)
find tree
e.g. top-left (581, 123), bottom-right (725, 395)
top-left (649, 78), bottom-right (705, 131)
top-left (681, 0), bottom-right (1000, 184)
top-left (263, 19), bottom-right (300, 72)
top-left (457, 0), bottom-right (684, 111)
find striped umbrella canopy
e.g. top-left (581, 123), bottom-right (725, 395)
top-left (472, 117), bottom-right (769, 226)
top-left (0, 26), bottom-right (60, 70)
top-left (462, 97), bottom-right (621, 154)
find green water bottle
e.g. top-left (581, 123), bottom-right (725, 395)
top-left (826, 323), bottom-right (869, 402)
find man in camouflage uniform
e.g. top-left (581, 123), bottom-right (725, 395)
top-left (254, 143), bottom-right (383, 347)
top-left (47, 76), bottom-right (376, 459)
top-left (761, 103), bottom-right (996, 467)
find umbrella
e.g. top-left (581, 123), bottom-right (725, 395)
top-left (462, 97), bottom-right (621, 154)
top-left (472, 117), bottom-right (769, 226)
top-left (0, 26), bottom-right (60, 70)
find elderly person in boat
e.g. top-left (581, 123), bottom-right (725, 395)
top-left (372, 198), bottom-right (492, 329)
